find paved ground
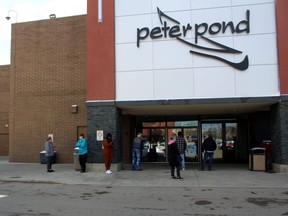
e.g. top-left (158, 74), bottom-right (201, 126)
top-left (0, 157), bottom-right (287, 188)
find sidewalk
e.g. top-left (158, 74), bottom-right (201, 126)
top-left (0, 157), bottom-right (287, 188)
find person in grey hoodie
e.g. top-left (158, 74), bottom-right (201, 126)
top-left (45, 136), bottom-right (55, 173)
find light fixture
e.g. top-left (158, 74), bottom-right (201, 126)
top-left (49, 14), bottom-right (56, 19)
top-left (71, 105), bottom-right (78, 114)
top-left (6, 10), bottom-right (18, 23)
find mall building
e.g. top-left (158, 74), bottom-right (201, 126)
top-left (0, 0), bottom-right (287, 172)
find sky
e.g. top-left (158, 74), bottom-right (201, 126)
top-left (0, 0), bottom-right (87, 65)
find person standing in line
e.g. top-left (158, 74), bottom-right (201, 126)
top-left (76, 133), bottom-right (88, 173)
top-left (201, 133), bottom-right (217, 171)
top-left (168, 134), bottom-right (183, 180)
top-left (45, 136), bottom-right (55, 173)
top-left (176, 131), bottom-right (187, 170)
top-left (103, 133), bottom-right (114, 174)
top-left (132, 133), bottom-right (143, 171)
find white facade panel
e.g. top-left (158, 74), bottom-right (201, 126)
top-left (235, 65), bottom-right (279, 96)
top-left (189, 0), bottom-right (231, 10)
top-left (153, 40), bottom-right (193, 70)
top-left (152, 0), bottom-right (191, 12)
top-left (116, 71), bottom-right (154, 100)
top-left (116, 15), bottom-right (152, 44)
top-left (232, 0), bottom-right (274, 7)
top-left (154, 69), bottom-right (195, 99)
top-left (115, 0), bottom-right (152, 17)
top-left (194, 67), bottom-right (236, 98)
top-left (115, 0), bottom-right (279, 101)
top-left (116, 43), bottom-right (153, 72)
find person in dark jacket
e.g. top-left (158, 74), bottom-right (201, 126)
top-left (201, 133), bottom-right (217, 171)
top-left (45, 136), bottom-right (55, 173)
top-left (132, 133), bottom-right (143, 171)
top-left (168, 134), bottom-right (183, 180)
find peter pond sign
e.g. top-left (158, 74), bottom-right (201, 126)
top-left (137, 8), bottom-right (250, 71)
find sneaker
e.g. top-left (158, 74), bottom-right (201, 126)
top-left (176, 177), bottom-right (183, 180)
top-left (106, 170), bottom-right (112, 174)
top-left (171, 176), bottom-right (176, 180)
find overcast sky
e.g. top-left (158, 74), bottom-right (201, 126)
top-left (0, 0), bottom-right (87, 65)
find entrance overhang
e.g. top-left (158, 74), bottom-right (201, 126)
top-left (116, 97), bottom-right (279, 116)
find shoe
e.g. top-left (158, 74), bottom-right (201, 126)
top-left (50, 170), bottom-right (55, 172)
top-left (171, 176), bottom-right (176, 180)
top-left (106, 170), bottom-right (112, 174)
top-left (80, 171), bottom-right (85, 173)
top-left (176, 177), bottom-right (183, 180)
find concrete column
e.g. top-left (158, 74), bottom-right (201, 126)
top-left (86, 102), bottom-right (122, 172)
top-left (270, 100), bottom-right (288, 172)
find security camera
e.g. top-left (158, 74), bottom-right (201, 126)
top-left (6, 16), bottom-right (10, 20)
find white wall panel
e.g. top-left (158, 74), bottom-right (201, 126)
top-left (235, 65), bottom-right (279, 96)
top-left (232, 4), bottom-right (276, 35)
top-left (190, 0), bottom-right (231, 10)
top-left (194, 67), bottom-right (236, 98)
top-left (116, 15), bottom-right (152, 44)
top-left (232, 0), bottom-right (274, 7)
top-left (116, 71), bottom-right (154, 100)
top-left (115, 0), bottom-right (152, 17)
top-left (116, 43), bottom-right (153, 72)
top-left (234, 34), bottom-right (278, 65)
top-left (152, 0), bottom-right (191, 13)
top-left (154, 69), bottom-right (195, 99)
top-left (153, 40), bottom-right (193, 70)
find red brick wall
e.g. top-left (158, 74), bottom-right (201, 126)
top-left (0, 65), bottom-right (9, 156)
top-left (9, 15), bottom-right (87, 163)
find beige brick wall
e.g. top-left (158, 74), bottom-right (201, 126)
top-left (0, 65), bottom-right (9, 156)
top-left (9, 15), bottom-right (87, 163)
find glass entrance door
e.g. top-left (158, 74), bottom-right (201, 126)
top-left (201, 123), bottom-right (223, 161)
top-left (201, 122), bottom-right (237, 163)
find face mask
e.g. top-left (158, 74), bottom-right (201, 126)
top-left (79, 136), bottom-right (83, 140)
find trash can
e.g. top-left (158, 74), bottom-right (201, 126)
top-left (74, 147), bottom-right (81, 171)
top-left (40, 151), bottom-right (56, 164)
top-left (249, 147), bottom-right (266, 171)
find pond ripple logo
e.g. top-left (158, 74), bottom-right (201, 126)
top-left (137, 8), bottom-right (250, 71)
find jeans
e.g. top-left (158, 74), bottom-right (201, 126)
top-left (201, 151), bottom-right (214, 170)
top-left (132, 148), bottom-right (141, 170)
top-left (180, 153), bottom-right (185, 169)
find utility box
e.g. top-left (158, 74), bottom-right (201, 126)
top-left (249, 147), bottom-right (266, 171)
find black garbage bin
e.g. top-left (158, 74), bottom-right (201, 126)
top-left (40, 151), bottom-right (56, 164)
top-left (249, 147), bottom-right (266, 171)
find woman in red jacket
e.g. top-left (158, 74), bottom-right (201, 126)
top-left (103, 133), bottom-right (114, 174)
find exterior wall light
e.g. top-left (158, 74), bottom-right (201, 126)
top-left (71, 105), bottom-right (78, 114)
top-left (49, 14), bottom-right (56, 19)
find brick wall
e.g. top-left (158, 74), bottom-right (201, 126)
top-left (0, 65), bottom-right (9, 156)
top-left (9, 15), bottom-right (87, 163)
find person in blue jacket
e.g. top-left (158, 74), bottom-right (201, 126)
top-left (76, 133), bottom-right (88, 173)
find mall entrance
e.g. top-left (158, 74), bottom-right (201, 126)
top-left (136, 118), bottom-right (244, 164)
